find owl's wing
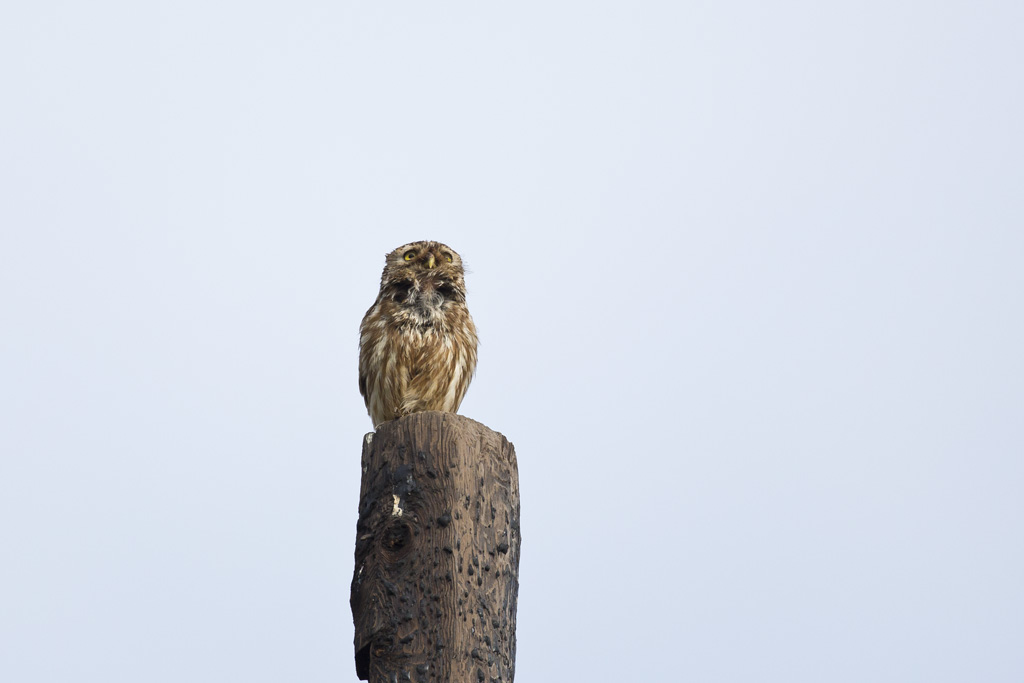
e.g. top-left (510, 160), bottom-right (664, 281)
top-left (358, 371), bottom-right (368, 405)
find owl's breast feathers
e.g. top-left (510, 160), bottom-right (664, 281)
top-left (358, 289), bottom-right (478, 428)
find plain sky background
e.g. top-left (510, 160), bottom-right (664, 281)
top-left (2, 2), bottom-right (1022, 681)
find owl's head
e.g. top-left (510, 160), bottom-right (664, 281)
top-left (379, 240), bottom-right (468, 305)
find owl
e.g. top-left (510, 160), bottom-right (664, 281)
top-left (358, 241), bottom-right (479, 428)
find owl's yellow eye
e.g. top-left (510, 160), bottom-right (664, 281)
top-left (443, 253), bottom-right (453, 263)
top-left (403, 250), bottom-right (417, 261)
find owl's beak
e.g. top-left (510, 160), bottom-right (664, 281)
top-left (425, 254), bottom-right (436, 269)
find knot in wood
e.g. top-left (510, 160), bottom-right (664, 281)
top-left (381, 520), bottom-right (415, 562)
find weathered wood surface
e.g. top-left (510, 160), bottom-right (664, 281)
top-left (350, 412), bottom-right (521, 682)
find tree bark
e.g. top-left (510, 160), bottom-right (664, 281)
top-left (350, 412), bottom-right (521, 682)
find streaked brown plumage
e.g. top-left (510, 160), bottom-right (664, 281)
top-left (358, 241), bottom-right (478, 428)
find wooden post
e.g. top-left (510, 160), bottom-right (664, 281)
top-left (350, 412), bottom-right (521, 682)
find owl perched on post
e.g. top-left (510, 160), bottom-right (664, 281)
top-left (358, 241), bottom-right (479, 428)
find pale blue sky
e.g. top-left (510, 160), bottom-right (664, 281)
top-left (2, 2), bottom-right (1022, 681)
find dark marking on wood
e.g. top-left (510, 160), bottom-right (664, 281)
top-left (351, 412), bottom-right (520, 682)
